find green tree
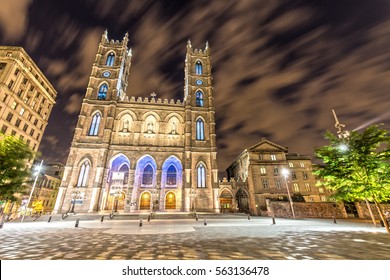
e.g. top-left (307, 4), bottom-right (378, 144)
top-left (0, 134), bottom-right (35, 202)
top-left (314, 124), bottom-right (390, 233)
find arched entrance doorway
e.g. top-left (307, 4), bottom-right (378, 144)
top-left (106, 191), bottom-right (125, 212)
top-left (219, 189), bottom-right (233, 213)
top-left (140, 192), bottom-right (151, 210)
top-left (236, 189), bottom-right (249, 213)
top-left (165, 192), bottom-right (176, 210)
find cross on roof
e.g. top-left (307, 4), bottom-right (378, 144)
top-left (150, 92), bottom-right (156, 98)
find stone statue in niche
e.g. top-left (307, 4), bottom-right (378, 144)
top-left (146, 121), bottom-right (154, 133)
top-left (171, 121), bottom-right (177, 134)
top-left (123, 119), bottom-right (129, 132)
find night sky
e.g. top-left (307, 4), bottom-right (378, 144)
top-left (1, 0), bottom-right (389, 173)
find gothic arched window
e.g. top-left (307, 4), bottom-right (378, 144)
top-left (196, 118), bottom-right (205, 140)
top-left (88, 113), bottom-right (101, 136)
top-left (195, 61), bottom-right (203, 75)
top-left (106, 53), bottom-right (115, 66)
top-left (197, 163), bottom-right (206, 188)
top-left (166, 165), bottom-right (177, 185)
top-left (98, 83), bottom-right (108, 100)
top-left (196, 90), bottom-right (204, 107)
top-left (142, 164), bottom-right (153, 185)
top-left (77, 161), bottom-right (90, 187)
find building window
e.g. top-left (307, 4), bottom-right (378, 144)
top-left (29, 128), bottom-right (35, 136)
top-left (293, 182), bottom-right (299, 192)
top-left (291, 171), bottom-right (297, 179)
top-left (22, 77), bottom-right (28, 85)
top-left (260, 167), bottom-right (266, 174)
top-left (288, 162), bottom-right (294, 168)
top-left (19, 107), bottom-right (25, 116)
top-left (88, 113), bottom-right (101, 136)
top-left (97, 84), bottom-right (108, 100)
top-left (196, 90), bottom-right (204, 107)
top-left (77, 161), bottom-right (90, 187)
top-left (319, 187), bottom-right (324, 194)
top-left (106, 52), bottom-right (115, 66)
top-left (197, 163), bottom-right (206, 188)
top-left (195, 60), bottom-right (203, 75)
top-left (275, 178), bottom-right (282, 189)
top-left (19, 135), bottom-right (24, 140)
top-left (23, 124), bottom-right (28, 132)
top-left (15, 118), bottom-right (21, 127)
top-left (8, 80), bottom-right (14, 89)
top-left (259, 154), bottom-right (263, 160)
top-left (142, 164), bottom-right (153, 185)
top-left (320, 196), bottom-right (326, 202)
top-left (271, 154), bottom-right (277, 161)
top-left (303, 172), bottom-right (308, 180)
top-left (273, 166), bottom-right (279, 175)
top-left (17, 89), bottom-right (24, 97)
top-left (36, 133), bottom-right (40, 140)
top-left (300, 162), bottom-right (305, 168)
top-left (11, 130), bottom-right (16, 136)
top-left (11, 102), bottom-right (17, 110)
top-left (26, 139), bottom-right (30, 145)
top-left (1, 125), bottom-right (7, 134)
top-left (33, 118), bottom-right (38, 126)
top-left (262, 178), bottom-right (269, 189)
top-left (6, 112), bottom-right (13, 122)
top-left (14, 68), bottom-right (20, 76)
top-left (166, 165), bottom-right (177, 185)
top-left (196, 118), bottom-right (205, 140)
top-left (308, 197), bottom-right (314, 202)
top-left (304, 183), bottom-right (311, 192)
top-left (2, 94), bottom-right (7, 102)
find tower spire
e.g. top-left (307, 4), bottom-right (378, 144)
top-left (187, 39), bottom-right (192, 49)
top-left (101, 29), bottom-right (108, 43)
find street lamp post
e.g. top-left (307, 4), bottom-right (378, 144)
top-left (190, 189), bottom-right (197, 215)
top-left (70, 189), bottom-right (80, 214)
top-left (21, 160), bottom-right (43, 223)
top-left (281, 168), bottom-right (296, 219)
top-left (113, 191), bottom-right (121, 213)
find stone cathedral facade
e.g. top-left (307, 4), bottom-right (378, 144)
top-left (53, 31), bottom-right (219, 214)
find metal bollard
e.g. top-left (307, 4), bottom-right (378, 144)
top-left (139, 219), bottom-right (143, 227)
top-left (47, 216), bottom-right (52, 223)
top-left (101, 215), bottom-right (104, 223)
top-left (204, 218), bottom-right (207, 226)
top-left (248, 214), bottom-right (250, 220)
top-left (196, 214), bottom-right (198, 221)
top-left (75, 218), bottom-right (79, 228)
top-left (148, 214), bottom-right (151, 222)
top-left (333, 217), bottom-right (337, 224)
top-left (272, 217), bottom-right (276, 225)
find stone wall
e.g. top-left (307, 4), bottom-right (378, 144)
top-left (266, 201), bottom-right (348, 219)
top-left (355, 202), bottom-right (390, 219)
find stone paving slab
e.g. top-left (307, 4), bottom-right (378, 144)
top-left (0, 218), bottom-right (389, 260)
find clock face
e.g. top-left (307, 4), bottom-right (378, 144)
top-left (196, 79), bottom-right (203, 85)
top-left (102, 71), bottom-right (111, 78)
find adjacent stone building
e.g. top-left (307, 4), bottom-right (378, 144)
top-left (0, 46), bottom-right (57, 152)
top-left (223, 138), bottom-right (326, 215)
top-left (30, 163), bottom-right (64, 213)
top-left (54, 32), bottom-right (219, 214)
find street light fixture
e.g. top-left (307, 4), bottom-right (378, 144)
top-left (21, 160), bottom-right (43, 223)
top-left (281, 168), bottom-right (296, 219)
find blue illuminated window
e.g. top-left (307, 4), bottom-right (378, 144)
top-left (88, 113), bottom-right (101, 136)
top-left (98, 84), bottom-right (108, 100)
top-left (196, 91), bottom-right (204, 107)
top-left (166, 165), bottom-right (177, 185)
top-left (197, 163), bottom-right (206, 188)
top-left (195, 61), bottom-right (202, 75)
top-left (142, 164), bottom-right (153, 185)
top-left (196, 119), bottom-right (204, 140)
top-left (77, 161), bottom-right (90, 187)
top-left (106, 53), bottom-right (115, 66)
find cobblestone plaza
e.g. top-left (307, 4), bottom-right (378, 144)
top-left (1, 216), bottom-right (389, 260)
